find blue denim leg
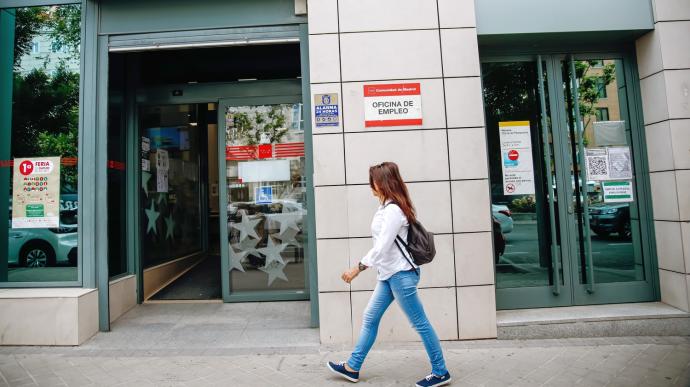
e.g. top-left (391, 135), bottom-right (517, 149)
top-left (389, 270), bottom-right (448, 376)
top-left (347, 281), bottom-right (394, 371)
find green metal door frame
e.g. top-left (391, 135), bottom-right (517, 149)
top-left (485, 50), bottom-right (658, 309)
top-left (0, 8), bottom-right (15, 284)
top-left (561, 52), bottom-right (657, 305)
top-left (492, 55), bottom-right (575, 309)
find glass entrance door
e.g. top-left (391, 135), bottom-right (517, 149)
top-left (218, 96), bottom-right (310, 302)
top-left (483, 54), bottom-right (656, 309)
top-left (559, 56), bottom-right (655, 305)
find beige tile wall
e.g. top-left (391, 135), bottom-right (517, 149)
top-left (636, 1), bottom-right (690, 311)
top-left (309, 0), bottom-right (495, 343)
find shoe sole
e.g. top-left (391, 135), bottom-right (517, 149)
top-left (415, 377), bottom-right (452, 387)
top-left (326, 362), bottom-right (359, 383)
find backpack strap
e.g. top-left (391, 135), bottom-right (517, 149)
top-left (394, 237), bottom-right (419, 276)
top-left (384, 201), bottom-right (419, 276)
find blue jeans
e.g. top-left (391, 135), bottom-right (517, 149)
top-left (347, 269), bottom-right (448, 376)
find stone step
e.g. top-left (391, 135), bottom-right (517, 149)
top-left (497, 302), bottom-right (690, 339)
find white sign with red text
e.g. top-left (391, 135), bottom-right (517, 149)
top-left (364, 83), bottom-right (422, 127)
top-left (499, 121), bottom-right (535, 195)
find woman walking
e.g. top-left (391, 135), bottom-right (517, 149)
top-left (327, 162), bottom-right (451, 387)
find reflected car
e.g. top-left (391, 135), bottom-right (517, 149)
top-left (492, 216), bottom-right (506, 264)
top-left (588, 203), bottom-right (631, 239)
top-left (7, 210), bottom-right (78, 268)
top-left (491, 204), bottom-right (513, 234)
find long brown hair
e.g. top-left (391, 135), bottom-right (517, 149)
top-left (369, 162), bottom-right (416, 223)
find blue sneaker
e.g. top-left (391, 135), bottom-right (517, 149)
top-left (415, 372), bottom-right (452, 387)
top-left (326, 361), bottom-right (359, 382)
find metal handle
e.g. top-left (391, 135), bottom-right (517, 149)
top-left (568, 56), bottom-right (595, 294)
top-left (537, 56), bottom-right (561, 296)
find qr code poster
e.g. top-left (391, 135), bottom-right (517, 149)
top-left (585, 147), bottom-right (633, 181)
top-left (585, 148), bottom-right (610, 180)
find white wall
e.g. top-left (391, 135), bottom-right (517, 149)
top-left (308, 0), bottom-right (496, 343)
top-left (636, 0), bottom-right (690, 311)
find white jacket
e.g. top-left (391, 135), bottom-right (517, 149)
top-left (360, 201), bottom-right (416, 280)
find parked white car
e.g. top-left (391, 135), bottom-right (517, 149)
top-left (7, 209), bottom-right (78, 267)
top-left (492, 204), bottom-right (514, 234)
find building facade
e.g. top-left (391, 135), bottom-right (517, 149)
top-left (0, 0), bottom-right (688, 345)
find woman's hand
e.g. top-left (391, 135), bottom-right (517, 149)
top-left (341, 266), bottom-right (361, 283)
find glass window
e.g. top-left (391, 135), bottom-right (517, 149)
top-left (139, 104), bottom-right (204, 268)
top-left (595, 107), bottom-right (609, 121)
top-left (596, 77), bottom-right (608, 98)
top-left (2, 5), bottom-right (81, 283)
top-left (224, 103), bottom-right (309, 295)
top-left (107, 54), bottom-right (127, 278)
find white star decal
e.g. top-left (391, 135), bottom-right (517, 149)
top-left (228, 243), bottom-right (249, 272)
top-left (230, 213), bottom-right (261, 242)
top-left (260, 261), bottom-right (288, 286)
top-left (269, 212), bottom-right (302, 236)
top-left (142, 172), bottom-right (152, 197)
top-left (164, 214), bottom-right (175, 240)
top-left (274, 227), bottom-right (300, 248)
top-left (257, 237), bottom-right (287, 266)
top-left (144, 201), bottom-right (159, 234)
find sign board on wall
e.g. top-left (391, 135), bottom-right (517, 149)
top-left (314, 93), bottom-right (339, 127)
top-left (363, 83), bottom-right (422, 127)
top-left (12, 157), bottom-right (61, 228)
top-left (499, 121), bottom-right (535, 195)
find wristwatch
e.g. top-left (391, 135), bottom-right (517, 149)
top-left (358, 262), bottom-right (368, 271)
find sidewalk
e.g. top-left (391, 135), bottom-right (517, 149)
top-left (1, 336), bottom-right (688, 386)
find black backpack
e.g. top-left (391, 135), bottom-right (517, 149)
top-left (388, 204), bottom-right (436, 274)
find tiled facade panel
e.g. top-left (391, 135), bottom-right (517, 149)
top-left (309, 0), bottom-right (493, 343)
top-left (343, 130), bottom-right (450, 184)
top-left (348, 234), bottom-right (456, 291)
top-left (337, 0), bottom-right (439, 32)
top-left (339, 30), bottom-right (443, 82)
top-left (636, 2), bottom-right (690, 312)
top-left (351, 287), bottom-right (458, 342)
top-left (313, 133), bottom-right (345, 186)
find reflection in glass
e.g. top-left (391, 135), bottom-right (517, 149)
top-left (562, 59), bottom-right (644, 284)
top-left (225, 104), bottom-right (308, 293)
top-left (3, 5), bottom-right (81, 283)
top-left (482, 61), bottom-right (559, 290)
top-left (139, 104), bottom-right (203, 267)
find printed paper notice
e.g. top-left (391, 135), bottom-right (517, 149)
top-left (156, 149), bottom-right (169, 171)
top-left (602, 181), bottom-right (634, 203)
top-left (12, 157), bottom-right (61, 228)
top-left (157, 169), bottom-right (168, 193)
top-left (607, 147), bottom-right (632, 180)
top-left (585, 146), bottom-right (632, 181)
top-left (499, 121), bottom-right (535, 195)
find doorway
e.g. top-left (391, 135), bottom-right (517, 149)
top-left (108, 41), bottom-right (311, 303)
top-left (482, 54), bottom-right (657, 309)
